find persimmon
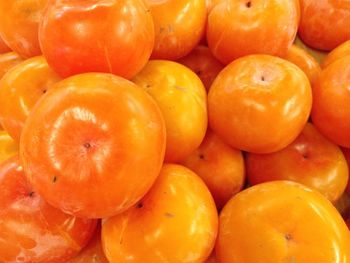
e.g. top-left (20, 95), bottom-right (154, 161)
top-left (39, 0), bottom-right (154, 79)
top-left (0, 0), bottom-right (47, 58)
top-left (311, 56), bottom-right (350, 148)
top-left (20, 73), bottom-right (166, 218)
top-left (285, 44), bottom-right (321, 85)
top-left (0, 52), bottom-right (23, 79)
top-left (323, 40), bottom-right (350, 68)
top-left (102, 164), bottom-right (218, 263)
top-left (246, 123), bottom-right (349, 203)
top-left (0, 156), bottom-right (97, 263)
top-left (178, 45), bottom-right (224, 91)
top-left (146, 0), bottom-right (206, 60)
top-left (343, 148), bottom-right (350, 194)
top-left (133, 60), bottom-right (207, 163)
top-left (298, 0), bottom-right (350, 51)
top-left (207, 0), bottom-right (299, 64)
top-left (0, 36), bottom-right (10, 54)
top-left (208, 54), bottom-right (312, 153)
top-left (68, 224), bottom-right (108, 263)
top-left (0, 131), bottom-right (18, 163)
top-left (182, 130), bottom-right (245, 210)
top-left (0, 56), bottom-right (61, 142)
top-left (294, 36), bottom-right (328, 64)
top-left (217, 181), bottom-right (350, 263)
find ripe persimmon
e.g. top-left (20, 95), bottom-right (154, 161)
top-left (323, 40), bottom-right (350, 68)
top-left (0, 52), bottom-right (23, 79)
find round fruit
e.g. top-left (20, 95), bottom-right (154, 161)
top-left (294, 36), bottom-right (328, 64)
top-left (217, 181), bottom-right (350, 263)
top-left (146, 0), bottom-right (206, 60)
top-left (298, 0), bottom-right (350, 51)
top-left (0, 131), bottom-right (18, 163)
top-left (102, 164), bottom-right (218, 263)
top-left (0, 156), bottom-right (97, 263)
top-left (343, 148), bottom-right (350, 194)
top-left (207, 0), bottom-right (299, 64)
top-left (0, 52), bottom-right (23, 79)
top-left (68, 224), bottom-right (108, 263)
top-left (0, 56), bottom-right (61, 142)
top-left (247, 123), bottom-right (349, 203)
top-left (285, 44), bottom-right (321, 85)
top-left (133, 60), bottom-right (207, 163)
top-left (208, 54), bottom-right (312, 153)
top-left (20, 73), bottom-right (166, 218)
top-left (323, 40), bottom-right (350, 68)
top-left (311, 56), bottom-right (350, 148)
top-left (39, 0), bottom-right (154, 79)
top-left (182, 130), bottom-right (245, 210)
top-left (0, 0), bottom-right (47, 58)
top-left (178, 45), bottom-right (224, 91)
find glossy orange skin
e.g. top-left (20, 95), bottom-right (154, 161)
top-left (0, 131), bottom-right (18, 163)
top-left (178, 45), bottom-right (224, 91)
top-left (68, 225), bottom-right (108, 263)
top-left (208, 55), bottom-right (312, 153)
top-left (182, 130), bottom-right (245, 210)
top-left (294, 36), bottom-right (328, 65)
top-left (299, 0), bottom-right (350, 51)
top-left (20, 73), bottom-right (166, 218)
top-left (217, 181), bottom-right (350, 263)
top-left (39, 0), bottom-right (154, 79)
top-left (133, 60), bottom-right (207, 163)
top-left (146, 0), bottom-right (206, 60)
top-left (0, 0), bottom-right (46, 58)
top-left (102, 164), bottom-right (218, 263)
top-left (247, 123), bottom-right (349, 203)
top-left (343, 148), bottom-right (350, 194)
top-left (0, 52), bottom-right (24, 79)
top-left (311, 56), bottom-right (350, 148)
top-left (0, 56), bottom-right (61, 142)
top-left (285, 44), bottom-right (321, 85)
top-left (207, 0), bottom-right (298, 64)
top-left (0, 36), bottom-right (10, 54)
top-left (0, 156), bottom-right (97, 263)
top-left (323, 40), bottom-right (350, 68)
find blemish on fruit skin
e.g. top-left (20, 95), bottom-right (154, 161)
top-left (52, 176), bottom-right (57, 183)
top-left (28, 191), bottom-right (35, 197)
top-left (199, 154), bottom-right (205, 160)
top-left (164, 212), bottom-right (174, 218)
top-left (137, 202), bottom-right (143, 209)
top-left (285, 233), bottom-right (292, 241)
top-left (246, 1), bottom-right (252, 8)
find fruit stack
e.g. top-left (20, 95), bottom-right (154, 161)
top-left (0, 0), bottom-right (349, 262)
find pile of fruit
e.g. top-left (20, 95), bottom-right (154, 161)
top-left (0, 0), bottom-right (349, 262)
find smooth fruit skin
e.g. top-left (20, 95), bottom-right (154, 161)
top-left (0, 56), bottom-right (61, 142)
top-left (178, 45), bottom-right (224, 91)
top-left (68, 224), bottom-right (108, 263)
top-left (0, 52), bottom-right (23, 79)
top-left (182, 130), bottom-right (245, 210)
top-left (294, 36), bottom-right (328, 65)
top-left (285, 44), bottom-right (321, 85)
top-left (146, 0), bottom-right (206, 60)
top-left (0, 156), bottom-right (97, 263)
top-left (39, 0), bottom-right (154, 79)
top-left (247, 123), bottom-right (349, 203)
top-left (298, 0), bottom-right (350, 51)
top-left (0, 0), bottom-right (47, 58)
top-left (323, 40), bottom-right (350, 68)
top-left (0, 131), bottom-right (18, 163)
top-left (102, 164), bottom-right (218, 263)
top-left (0, 36), bottom-right (10, 54)
top-left (133, 60), bottom-right (207, 163)
top-left (311, 56), bottom-right (350, 148)
top-left (207, 0), bottom-right (298, 64)
top-left (216, 181), bottom-right (350, 263)
top-left (20, 73), bottom-right (166, 218)
top-left (208, 54), bottom-right (312, 153)
top-left (343, 148), bottom-right (350, 194)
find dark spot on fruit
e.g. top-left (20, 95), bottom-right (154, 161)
top-left (302, 153), bottom-right (308, 159)
top-left (146, 84), bottom-right (151, 88)
top-left (165, 212), bottom-right (174, 218)
top-left (84, 142), bottom-right (91, 149)
top-left (137, 202), bottom-right (143, 209)
top-left (261, 76), bottom-right (265, 81)
top-left (28, 191), bottom-right (35, 197)
top-left (52, 176), bottom-right (57, 183)
top-left (285, 233), bottom-right (292, 241)
top-left (196, 70), bottom-right (203, 76)
top-left (246, 1), bottom-right (252, 8)
top-left (42, 89), bottom-right (47, 94)
top-left (199, 154), bottom-right (205, 160)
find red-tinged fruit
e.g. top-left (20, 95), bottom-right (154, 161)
top-left (0, 156), bottom-right (97, 263)
top-left (20, 73), bottom-right (166, 218)
top-left (322, 40), bottom-right (350, 68)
